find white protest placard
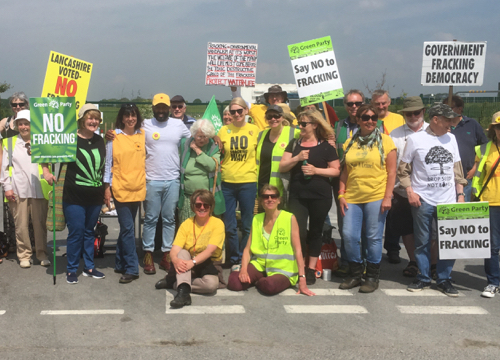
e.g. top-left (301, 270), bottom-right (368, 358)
top-left (205, 42), bottom-right (258, 87)
top-left (437, 202), bottom-right (490, 260)
top-left (288, 36), bottom-right (343, 106)
top-left (421, 41), bottom-right (487, 86)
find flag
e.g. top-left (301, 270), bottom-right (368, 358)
top-left (202, 96), bottom-right (223, 134)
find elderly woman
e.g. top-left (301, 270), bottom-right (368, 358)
top-left (279, 110), bottom-right (340, 285)
top-left (222, 106), bottom-right (233, 126)
top-left (0, 110), bottom-right (50, 268)
top-left (338, 104), bottom-right (396, 293)
top-left (218, 97), bottom-right (260, 271)
top-left (59, 104), bottom-right (105, 284)
top-left (155, 189), bottom-right (225, 308)
top-left (178, 119), bottom-right (224, 224)
top-left (104, 103), bottom-right (146, 284)
top-left (228, 185), bottom-right (315, 296)
top-left (472, 111), bottom-right (500, 298)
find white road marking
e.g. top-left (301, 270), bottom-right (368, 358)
top-left (279, 289), bottom-right (353, 296)
top-left (381, 289), bottom-right (465, 297)
top-left (40, 310), bottom-right (124, 315)
top-left (397, 306), bottom-right (488, 315)
top-left (284, 305), bottom-right (368, 314)
top-left (191, 288), bottom-right (244, 297)
top-left (165, 291), bottom-right (244, 314)
top-left (0, 310), bottom-right (5, 315)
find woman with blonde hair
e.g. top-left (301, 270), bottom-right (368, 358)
top-left (279, 110), bottom-right (340, 285)
top-left (218, 97), bottom-right (260, 271)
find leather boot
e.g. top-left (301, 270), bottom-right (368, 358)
top-left (143, 251), bottom-right (156, 274)
top-left (170, 283), bottom-right (192, 308)
top-left (155, 272), bottom-right (175, 290)
top-left (159, 252), bottom-right (171, 271)
top-left (339, 262), bottom-right (363, 289)
top-left (359, 262), bottom-right (380, 293)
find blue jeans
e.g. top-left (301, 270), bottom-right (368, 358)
top-left (485, 206), bottom-right (500, 286)
top-left (115, 199), bottom-right (140, 276)
top-left (63, 202), bottom-right (101, 273)
top-left (342, 199), bottom-right (387, 264)
top-left (143, 180), bottom-right (180, 252)
top-left (222, 182), bottom-right (257, 264)
top-left (411, 200), bottom-right (455, 284)
top-left (462, 178), bottom-right (472, 202)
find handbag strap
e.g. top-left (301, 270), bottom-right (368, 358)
top-left (477, 151), bottom-right (500, 199)
top-left (211, 157), bottom-right (218, 195)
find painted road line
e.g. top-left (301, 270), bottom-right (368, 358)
top-left (279, 289), bottom-right (353, 296)
top-left (40, 310), bottom-right (124, 315)
top-left (165, 291), bottom-right (245, 314)
top-left (381, 289), bottom-right (464, 297)
top-left (397, 306), bottom-right (488, 315)
top-left (284, 305), bottom-right (368, 314)
top-left (191, 288), bottom-right (244, 297)
top-left (0, 310), bottom-right (5, 315)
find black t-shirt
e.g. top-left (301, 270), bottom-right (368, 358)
top-left (285, 139), bottom-right (338, 199)
top-left (63, 134), bottom-right (105, 206)
top-left (258, 131), bottom-right (275, 191)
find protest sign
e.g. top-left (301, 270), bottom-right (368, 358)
top-left (205, 42), bottom-right (258, 87)
top-left (29, 97), bottom-right (77, 163)
top-left (202, 96), bottom-right (223, 134)
top-left (421, 41), bottom-right (487, 86)
top-left (437, 202), bottom-right (490, 260)
top-left (41, 51), bottom-right (93, 111)
top-left (288, 36), bottom-right (344, 106)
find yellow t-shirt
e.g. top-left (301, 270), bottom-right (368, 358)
top-left (218, 122), bottom-right (259, 183)
top-left (475, 145), bottom-right (500, 206)
top-left (383, 112), bottom-right (405, 135)
top-left (248, 104), bottom-right (297, 131)
top-left (343, 133), bottom-right (396, 204)
top-left (172, 216), bottom-right (225, 262)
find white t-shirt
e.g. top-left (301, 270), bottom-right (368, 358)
top-left (401, 130), bottom-right (460, 206)
top-left (390, 122), bottom-right (429, 197)
top-left (143, 117), bottom-right (191, 181)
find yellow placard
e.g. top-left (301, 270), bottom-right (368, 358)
top-left (41, 51), bottom-right (93, 112)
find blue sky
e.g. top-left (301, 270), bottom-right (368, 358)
top-left (2, 0), bottom-right (499, 103)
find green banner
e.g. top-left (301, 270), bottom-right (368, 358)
top-left (437, 202), bottom-right (489, 220)
top-left (288, 36), bottom-right (333, 59)
top-left (30, 97), bottom-right (77, 163)
top-left (202, 95), bottom-right (223, 134)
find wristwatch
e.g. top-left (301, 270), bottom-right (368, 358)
top-left (192, 258), bottom-right (197, 265)
top-left (457, 193), bottom-right (465, 197)
top-left (298, 274), bottom-right (306, 278)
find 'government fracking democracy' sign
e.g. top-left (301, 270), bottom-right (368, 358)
top-left (41, 51), bottom-right (93, 111)
top-left (29, 97), bottom-right (77, 163)
top-left (288, 36), bottom-right (344, 106)
top-left (421, 41), bottom-right (487, 86)
top-left (437, 202), bottom-right (490, 260)
top-left (205, 42), bottom-right (258, 87)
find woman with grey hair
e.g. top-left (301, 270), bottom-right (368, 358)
top-left (178, 119), bottom-right (225, 224)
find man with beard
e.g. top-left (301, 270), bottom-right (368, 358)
top-left (106, 94), bottom-right (191, 274)
top-left (371, 90), bottom-right (405, 135)
top-left (169, 95), bottom-right (196, 129)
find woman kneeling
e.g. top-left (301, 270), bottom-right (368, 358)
top-left (228, 185), bottom-right (315, 296)
top-left (156, 189), bottom-right (225, 308)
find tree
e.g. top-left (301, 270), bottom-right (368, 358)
top-left (0, 82), bottom-right (11, 94)
top-left (363, 70), bottom-right (395, 96)
top-left (193, 98), bottom-right (202, 104)
top-left (425, 146), bottom-right (453, 175)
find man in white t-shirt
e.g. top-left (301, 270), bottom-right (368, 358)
top-left (398, 103), bottom-right (467, 296)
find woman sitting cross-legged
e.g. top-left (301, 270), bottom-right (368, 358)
top-left (155, 189), bottom-right (225, 308)
top-left (227, 185), bottom-right (315, 296)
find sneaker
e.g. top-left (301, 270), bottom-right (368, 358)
top-left (143, 251), bottom-right (156, 274)
top-left (119, 274), bottom-right (139, 284)
top-left (83, 268), bottom-right (105, 279)
top-left (407, 279), bottom-right (431, 292)
top-left (66, 272), bottom-right (78, 284)
top-left (437, 280), bottom-right (459, 297)
top-left (40, 259), bottom-right (51, 267)
top-left (231, 264), bottom-right (241, 272)
top-left (20, 260), bottom-right (32, 268)
top-left (481, 284), bottom-right (499, 298)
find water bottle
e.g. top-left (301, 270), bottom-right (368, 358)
top-left (303, 160), bottom-right (311, 180)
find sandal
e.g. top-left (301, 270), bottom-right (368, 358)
top-left (403, 262), bottom-right (418, 278)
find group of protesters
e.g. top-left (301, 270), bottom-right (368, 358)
top-left (1, 85), bottom-right (499, 308)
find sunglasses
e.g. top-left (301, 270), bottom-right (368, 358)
top-left (360, 114), bottom-right (378, 122)
top-left (298, 122), bottom-right (312, 128)
top-left (171, 105), bottom-right (184, 110)
top-left (122, 103), bottom-right (135, 109)
top-left (25, 143), bottom-right (31, 156)
top-left (404, 110), bottom-right (423, 117)
top-left (260, 194), bottom-right (279, 200)
top-left (346, 102), bottom-right (363, 107)
top-left (266, 114), bottom-right (282, 120)
top-left (229, 109), bottom-right (244, 115)
top-left (11, 102), bottom-right (25, 108)
top-left (194, 202), bottom-right (211, 210)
